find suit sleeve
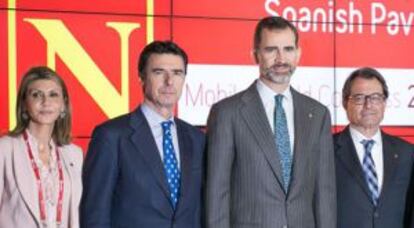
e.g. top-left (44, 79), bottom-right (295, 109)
top-left (314, 109), bottom-right (337, 228)
top-left (0, 138), bottom-right (7, 202)
top-left (80, 126), bottom-right (119, 228)
top-left (405, 145), bottom-right (414, 228)
top-left (206, 103), bottom-right (234, 228)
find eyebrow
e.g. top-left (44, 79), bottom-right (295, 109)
top-left (350, 92), bottom-right (383, 96)
top-left (172, 69), bottom-right (184, 73)
top-left (28, 88), bottom-right (62, 93)
top-left (151, 68), bottom-right (184, 73)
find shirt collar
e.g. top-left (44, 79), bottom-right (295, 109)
top-left (349, 126), bottom-right (382, 145)
top-left (256, 79), bottom-right (292, 104)
top-left (141, 102), bottom-right (175, 128)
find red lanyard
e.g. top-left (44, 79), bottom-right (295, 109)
top-left (23, 131), bottom-right (64, 226)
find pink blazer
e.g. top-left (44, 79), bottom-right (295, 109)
top-left (0, 134), bottom-right (83, 228)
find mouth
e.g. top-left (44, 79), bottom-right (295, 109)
top-left (270, 64), bottom-right (291, 73)
top-left (161, 91), bottom-right (176, 94)
top-left (160, 88), bottom-right (176, 95)
top-left (361, 112), bottom-right (377, 117)
top-left (39, 110), bottom-right (55, 115)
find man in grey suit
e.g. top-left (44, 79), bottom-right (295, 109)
top-left (206, 16), bottom-right (336, 228)
top-left (335, 67), bottom-right (414, 228)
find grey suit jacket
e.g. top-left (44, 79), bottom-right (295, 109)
top-left (335, 127), bottom-right (414, 228)
top-left (206, 81), bottom-right (336, 228)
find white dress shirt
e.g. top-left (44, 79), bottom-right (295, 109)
top-left (256, 79), bottom-right (295, 154)
top-left (349, 127), bottom-right (384, 192)
top-left (141, 103), bottom-right (181, 168)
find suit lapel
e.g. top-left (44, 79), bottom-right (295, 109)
top-left (12, 135), bottom-right (41, 225)
top-left (335, 127), bottom-right (373, 199)
top-left (240, 83), bottom-right (285, 191)
top-left (175, 119), bottom-right (193, 211)
top-left (59, 146), bottom-right (76, 227)
top-left (129, 108), bottom-right (171, 204)
top-left (288, 89), bottom-right (316, 194)
top-left (377, 132), bottom-right (399, 205)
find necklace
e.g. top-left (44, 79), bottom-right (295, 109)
top-left (23, 130), bottom-right (64, 227)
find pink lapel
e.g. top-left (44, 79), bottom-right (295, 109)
top-left (12, 135), bottom-right (41, 225)
top-left (60, 146), bottom-right (81, 228)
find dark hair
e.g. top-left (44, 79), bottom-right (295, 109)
top-left (342, 67), bottom-right (389, 108)
top-left (254, 16), bottom-right (299, 54)
top-left (9, 66), bottom-right (72, 145)
top-left (138, 40), bottom-right (188, 80)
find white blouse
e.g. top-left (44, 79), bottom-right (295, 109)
top-left (26, 131), bottom-right (70, 228)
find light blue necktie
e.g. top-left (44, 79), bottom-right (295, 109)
top-left (161, 121), bottom-right (181, 209)
top-left (361, 139), bottom-right (379, 206)
top-left (274, 95), bottom-right (292, 193)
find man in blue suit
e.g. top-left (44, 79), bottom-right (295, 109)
top-left (80, 41), bottom-right (205, 228)
top-left (335, 67), bottom-right (414, 228)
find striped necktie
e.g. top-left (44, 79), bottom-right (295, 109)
top-left (361, 139), bottom-right (379, 206)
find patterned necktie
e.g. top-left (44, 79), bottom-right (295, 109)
top-left (274, 95), bottom-right (292, 193)
top-left (161, 121), bottom-right (181, 209)
top-left (361, 139), bottom-right (379, 206)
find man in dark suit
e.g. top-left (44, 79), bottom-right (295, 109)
top-left (206, 16), bottom-right (336, 228)
top-left (335, 67), bottom-right (414, 228)
top-left (80, 41), bottom-right (205, 228)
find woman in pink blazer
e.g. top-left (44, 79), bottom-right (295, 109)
top-left (0, 66), bottom-right (83, 228)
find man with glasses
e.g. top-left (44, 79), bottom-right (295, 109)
top-left (335, 67), bottom-right (414, 228)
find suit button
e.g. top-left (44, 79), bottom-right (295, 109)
top-left (374, 212), bottom-right (379, 218)
top-left (282, 225), bottom-right (288, 228)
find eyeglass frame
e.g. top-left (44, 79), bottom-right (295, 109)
top-left (347, 92), bottom-right (386, 105)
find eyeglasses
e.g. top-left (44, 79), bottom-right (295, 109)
top-left (348, 93), bottom-right (385, 105)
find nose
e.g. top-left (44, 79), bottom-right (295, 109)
top-left (164, 72), bottom-right (173, 85)
top-left (363, 97), bottom-right (373, 108)
top-left (274, 49), bottom-right (284, 62)
top-left (40, 93), bottom-right (53, 105)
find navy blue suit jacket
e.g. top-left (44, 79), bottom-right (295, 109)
top-left (80, 107), bottom-right (205, 228)
top-left (334, 127), bottom-right (414, 228)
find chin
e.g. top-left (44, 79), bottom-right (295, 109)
top-left (159, 102), bottom-right (175, 109)
top-left (361, 123), bottom-right (380, 129)
top-left (31, 120), bottom-right (57, 126)
top-left (270, 76), bottom-right (291, 84)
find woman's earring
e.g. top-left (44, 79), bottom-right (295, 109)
top-left (22, 112), bottom-right (29, 120)
top-left (59, 111), bottom-right (66, 119)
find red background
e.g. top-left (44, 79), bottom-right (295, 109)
top-left (1, 0), bottom-right (414, 150)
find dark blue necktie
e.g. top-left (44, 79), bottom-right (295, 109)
top-left (361, 139), bottom-right (379, 206)
top-left (274, 95), bottom-right (292, 193)
top-left (161, 121), bottom-right (181, 208)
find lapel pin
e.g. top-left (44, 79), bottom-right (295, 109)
top-left (394, 154), bottom-right (398, 159)
top-left (308, 113), bottom-right (313, 118)
top-left (70, 162), bottom-right (74, 167)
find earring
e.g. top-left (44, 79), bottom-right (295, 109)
top-left (22, 112), bottom-right (29, 120)
top-left (59, 111), bottom-right (66, 119)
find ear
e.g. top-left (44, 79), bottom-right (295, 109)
top-left (138, 73), bottom-right (146, 83)
top-left (139, 76), bottom-right (145, 87)
top-left (251, 49), bottom-right (259, 64)
top-left (342, 99), bottom-right (347, 110)
top-left (296, 46), bottom-right (302, 64)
